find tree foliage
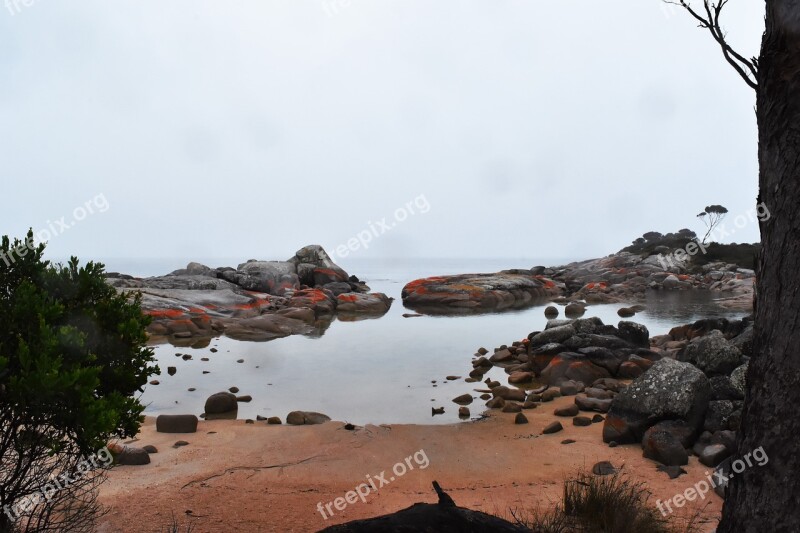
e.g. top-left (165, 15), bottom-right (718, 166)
top-left (0, 230), bottom-right (157, 532)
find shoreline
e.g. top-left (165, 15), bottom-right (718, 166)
top-left (98, 402), bottom-right (720, 533)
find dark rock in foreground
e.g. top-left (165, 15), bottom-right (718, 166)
top-left (319, 482), bottom-right (529, 533)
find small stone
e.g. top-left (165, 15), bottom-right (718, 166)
top-left (344, 423), bottom-right (356, 430)
top-left (236, 359), bottom-right (244, 363)
top-left (514, 413), bottom-right (528, 424)
top-left (149, 380), bottom-right (160, 385)
top-left (267, 417), bottom-right (282, 425)
top-left (542, 421), bottom-right (564, 434)
top-left (458, 407), bottom-right (470, 418)
top-left (167, 367), bottom-right (177, 376)
top-left (182, 354), bottom-right (192, 361)
top-left (592, 414), bottom-right (605, 423)
top-left (452, 394), bottom-right (473, 405)
top-left (502, 402), bottom-right (522, 413)
top-left (142, 445), bottom-right (158, 454)
top-left (431, 407), bottom-right (445, 416)
top-left (245, 419), bottom-right (254, 424)
top-left (608, 441), bottom-right (618, 448)
top-left (573, 416), bottom-right (592, 427)
top-left (236, 395), bottom-right (252, 403)
top-left (173, 441), bottom-right (190, 448)
top-left (229, 387), bottom-right (240, 393)
top-left (480, 393), bottom-right (491, 400)
top-left (592, 461), bottom-right (617, 476)
top-left (188, 388), bottom-right (196, 392)
top-left (561, 439), bottom-right (576, 445)
top-left (554, 404), bottom-right (580, 417)
top-left (210, 348), bottom-right (218, 353)
top-left (446, 376), bottom-right (461, 381)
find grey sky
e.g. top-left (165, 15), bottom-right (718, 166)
top-left (0, 1), bottom-right (765, 267)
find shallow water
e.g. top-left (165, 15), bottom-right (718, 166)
top-left (115, 258), bottom-right (749, 425)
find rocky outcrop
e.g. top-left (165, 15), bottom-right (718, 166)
top-left (401, 272), bottom-right (564, 314)
top-left (107, 245), bottom-right (392, 342)
top-left (602, 358), bottom-right (711, 444)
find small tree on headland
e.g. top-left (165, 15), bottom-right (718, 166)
top-left (696, 204), bottom-right (729, 245)
top-left (0, 230), bottom-right (157, 532)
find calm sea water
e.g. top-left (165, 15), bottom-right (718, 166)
top-left (96, 257), bottom-right (747, 425)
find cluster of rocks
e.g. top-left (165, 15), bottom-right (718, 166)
top-left (401, 252), bottom-right (754, 315)
top-left (546, 253), bottom-right (755, 309)
top-left (466, 314), bottom-right (752, 497)
top-left (106, 245), bottom-right (393, 342)
top-left (462, 317), bottom-right (659, 429)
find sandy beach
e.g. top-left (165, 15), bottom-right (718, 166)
top-left (97, 394), bottom-right (721, 533)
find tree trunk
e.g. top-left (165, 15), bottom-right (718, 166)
top-left (719, 3), bottom-right (800, 532)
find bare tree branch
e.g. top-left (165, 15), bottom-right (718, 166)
top-left (665, 0), bottom-right (758, 90)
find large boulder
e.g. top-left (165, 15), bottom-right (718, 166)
top-left (204, 392), bottom-right (239, 419)
top-left (286, 411), bottom-right (331, 425)
top-left (617, 321), bottom-right (650, 348)
top-left (680, 330), bottom-right (743, 376)
top-left (540, 352), bottom-right (611, 386)
top-left (642, 426), bottom-right (689, 466)
top-left (603, 358), bottom-right (710, 444)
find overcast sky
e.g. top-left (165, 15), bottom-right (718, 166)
top-left (0, 1), bottom-right (765, 269)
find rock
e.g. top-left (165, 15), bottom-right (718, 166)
top-left (564, 302), bottom-right (586, 318)
top-left (173, 440), bottom-right (189, 448)
top-left (540, 352), bottom-right (610, 386)
top-left (508, 371), bottom-right (534, 384)
top-left (704, 400), bottom-right (735, 433)
top-left (591, 461), bottom-right (617, 476)
top-left (458, 407), bottom-right (470, 418)
top-left (336, 292), bottom-right (393, 315)
top-left (657, 465), bottom-right (687, 479)
top-left (573, 416), bottom-right (592, 427)
top-left (544, 305), bottom-right (559, 318)
top-left (228, 387), bottom-right (240, 393)
top-left (681, 330), bottom-right (743, 376)
top-left (663, 275), bottom-right (680, 289)
top-left (617, 307), bottom-right (636, 318)
top-left (617, 361), bottom-right (645, 379)
top-left (562, 439), bottom-right (576, 444)
top-left (486, 397), bottom-right (506, 409)
top-left (699, 444), bottom-right (731, 467)
top-left (575, 396), bottom-right (612, 413)
top-left (592, 414), bottom-right (605, 423)
top-left (559, 381), bottom-right (582, 396)
top-left (617, 321), bottom-right (650, 348)
top-left (115, 447), bottom-right (151, 466)
top-left (452, 394), bottom-right (473, 405)
top-left (730, 363), bottom-right (748, 398)
top-left (167, 366), bottom-right (177, 376)
top-left (531, 325), bottom-right (576, 346)
top-left (401, 273), bottom-right (562, 313)
top-left (142, 445), bottom-right (158, 454)
top-left (156, 414), bottom-right (198, 434)
top-left (554, 404), bottom-right (580, 417)
top-left (502, 402), bottom-right (523, 413)
top-left (642, 427), bottom-right (689, 466)
top-left (491, 386), bottom-right (527, 402)
top-left (286, 411), bottom-right (331, 425)
top-left (603, 358), bottom-right (710, 444)
top-left (647, 420), bottom-right (695, 448)
top-left (709, 375), bottom-right (744, 401)
top-left (542, 421), bottom-right (564, 434)
top-left (204, 392), bottom-right (238, 418)
top-left (540, 389), bottom-right (562, 402)
top-left (514, 413), bottom-right (528, 424)
top-left (236, 395), bottom-right (253, 403)
top-left (267, 417), bottom-right (282, 425)
top-left (584, 387), bottom-right (614, 400)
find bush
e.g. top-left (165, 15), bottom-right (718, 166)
top-left (0, 230), bottom-right (157, 532)
top-left (510, 470), bottom-right (701, 533)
